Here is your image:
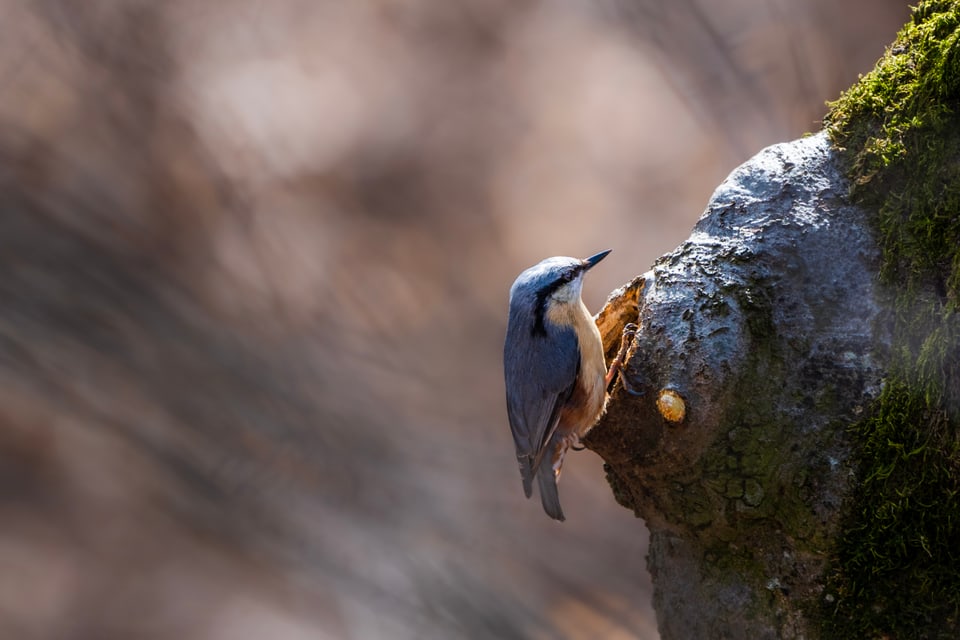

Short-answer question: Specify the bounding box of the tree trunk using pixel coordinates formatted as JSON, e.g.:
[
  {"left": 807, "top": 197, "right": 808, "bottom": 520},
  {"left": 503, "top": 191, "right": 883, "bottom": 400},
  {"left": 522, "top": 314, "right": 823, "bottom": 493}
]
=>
[
  {"left": 587, "top": 131, "right": 887, "bottom": 639},
  {"left": 587, "top": 5, "right": 960, "bottom": 636}
]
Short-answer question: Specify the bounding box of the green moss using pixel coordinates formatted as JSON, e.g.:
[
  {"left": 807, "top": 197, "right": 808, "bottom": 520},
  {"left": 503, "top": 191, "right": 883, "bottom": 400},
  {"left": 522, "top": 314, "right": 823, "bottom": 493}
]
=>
[
  {"left": 826, "top": 0, "right": 960, "bottom": 300},
  {"left": 824, "top": 383, "right": 960, "bottom": 638},
  {"left": 823, "top": 2, "right": 960, "bottom": 637}
]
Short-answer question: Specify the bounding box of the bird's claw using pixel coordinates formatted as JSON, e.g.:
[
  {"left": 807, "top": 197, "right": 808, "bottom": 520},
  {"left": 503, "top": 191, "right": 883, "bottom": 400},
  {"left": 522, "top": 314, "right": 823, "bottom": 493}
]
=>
[
  {"left": 605, "top": 322, "right": 639, "bottom": 389},
  {"left": 620, "top": 374, "right": 646, "bottom": 396}
]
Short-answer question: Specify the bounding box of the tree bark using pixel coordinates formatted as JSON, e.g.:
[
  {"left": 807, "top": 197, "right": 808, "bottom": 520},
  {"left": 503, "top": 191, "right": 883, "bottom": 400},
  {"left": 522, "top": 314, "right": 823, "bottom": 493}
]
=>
[{"left": 586, "top": 132, "right": 888, "bottom": 639}]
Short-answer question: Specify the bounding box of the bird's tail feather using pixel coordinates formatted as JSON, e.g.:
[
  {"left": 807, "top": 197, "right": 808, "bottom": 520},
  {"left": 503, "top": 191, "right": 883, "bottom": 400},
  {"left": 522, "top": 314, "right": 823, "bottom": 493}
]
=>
[
  {"left": 537, "top": 468, "right": 565, "bottom": 521},
  {"left": 520, "top": 457, "right": 534, "bottom": 498}
]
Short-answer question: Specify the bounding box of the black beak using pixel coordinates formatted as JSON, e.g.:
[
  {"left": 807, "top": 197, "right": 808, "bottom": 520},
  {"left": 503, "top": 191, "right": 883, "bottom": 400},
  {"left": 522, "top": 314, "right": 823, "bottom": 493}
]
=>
[{"left": 582, "top": 249, "right": 612, "bottom": 270}]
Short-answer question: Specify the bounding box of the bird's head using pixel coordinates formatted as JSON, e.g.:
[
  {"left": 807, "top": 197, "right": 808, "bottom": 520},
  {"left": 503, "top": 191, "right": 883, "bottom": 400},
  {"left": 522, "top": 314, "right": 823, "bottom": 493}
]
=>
[{"left": 509, "top": 249, "right": 611, "bottom": 315}]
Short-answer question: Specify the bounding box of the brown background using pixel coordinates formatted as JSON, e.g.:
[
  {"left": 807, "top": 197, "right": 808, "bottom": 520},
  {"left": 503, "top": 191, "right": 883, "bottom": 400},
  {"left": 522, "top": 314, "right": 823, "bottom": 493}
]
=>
[{"left": 0, "top": 1, "right": 907, "bottom": 638}]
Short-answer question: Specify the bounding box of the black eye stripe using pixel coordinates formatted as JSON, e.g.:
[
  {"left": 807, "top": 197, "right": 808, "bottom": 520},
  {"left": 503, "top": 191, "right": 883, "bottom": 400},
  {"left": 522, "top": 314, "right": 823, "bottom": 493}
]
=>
[
  {"left": 530, "top": 267, "right": 582, "bottom": 336},
  {"left": 532, "top": 281, "right": 561, "bottom": 336}
]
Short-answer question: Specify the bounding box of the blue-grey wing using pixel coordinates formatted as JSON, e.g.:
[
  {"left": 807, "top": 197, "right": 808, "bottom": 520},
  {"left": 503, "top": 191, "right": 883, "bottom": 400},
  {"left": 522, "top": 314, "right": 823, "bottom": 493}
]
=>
[{"left": 503, "top": 307, "right": 579, "bottom": 494}]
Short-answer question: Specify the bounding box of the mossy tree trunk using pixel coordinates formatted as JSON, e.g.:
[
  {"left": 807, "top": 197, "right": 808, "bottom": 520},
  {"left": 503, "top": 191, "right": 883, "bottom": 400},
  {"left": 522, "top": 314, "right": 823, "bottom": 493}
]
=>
[
  {"left": 588, "top": 132, "right": 885, "bottom": 639},
  {"left": 586, "top": 4, "right": 960, "bottom": 638}
]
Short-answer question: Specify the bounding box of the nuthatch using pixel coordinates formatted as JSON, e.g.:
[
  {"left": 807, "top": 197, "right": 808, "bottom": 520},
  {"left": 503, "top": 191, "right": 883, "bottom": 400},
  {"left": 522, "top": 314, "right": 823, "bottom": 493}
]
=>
[{"left": 504, "top": 249, "right": 632, "bottom": 521}]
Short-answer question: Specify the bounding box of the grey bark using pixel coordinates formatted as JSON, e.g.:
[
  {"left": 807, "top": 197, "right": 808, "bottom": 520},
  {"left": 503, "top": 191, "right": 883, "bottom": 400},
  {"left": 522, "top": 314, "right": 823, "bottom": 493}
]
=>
[{"left": 586, "top": 132, "right": 889, "bottom": 639}]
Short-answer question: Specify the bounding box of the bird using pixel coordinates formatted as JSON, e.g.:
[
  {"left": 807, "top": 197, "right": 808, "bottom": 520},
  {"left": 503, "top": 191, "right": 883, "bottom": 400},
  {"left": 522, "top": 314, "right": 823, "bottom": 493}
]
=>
[{"left": 503, "top": 249, "right": 631, "bottom": 521}]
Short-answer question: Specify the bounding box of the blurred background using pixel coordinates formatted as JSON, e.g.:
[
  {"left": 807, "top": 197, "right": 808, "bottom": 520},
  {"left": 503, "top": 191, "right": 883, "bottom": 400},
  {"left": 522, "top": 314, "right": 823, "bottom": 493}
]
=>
[{"left": 0, "top": 1, "right": 907, "bottom": 638}]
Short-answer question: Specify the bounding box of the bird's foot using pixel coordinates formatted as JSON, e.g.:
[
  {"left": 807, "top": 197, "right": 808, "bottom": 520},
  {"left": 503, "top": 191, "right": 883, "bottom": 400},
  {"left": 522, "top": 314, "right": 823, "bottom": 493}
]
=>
[
  {"left": 605, "top": 322, "right": 638, "bottom": 390},
  {"left": 570, "top": 434, "right": 586, "bottom": 451}
]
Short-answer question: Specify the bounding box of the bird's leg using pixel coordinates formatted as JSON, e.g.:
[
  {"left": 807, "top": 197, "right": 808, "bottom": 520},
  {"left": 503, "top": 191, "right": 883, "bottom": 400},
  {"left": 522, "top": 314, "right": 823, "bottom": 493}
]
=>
[
  {"left": 551, "top": 436, "right": 573, "bottom": 478},
  {"left": 605, "top": 322, "right": 638, "bottom": 390}
]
